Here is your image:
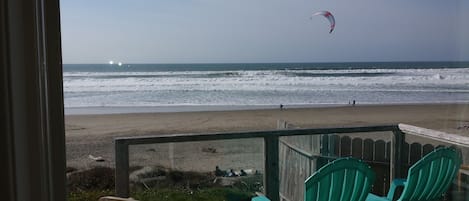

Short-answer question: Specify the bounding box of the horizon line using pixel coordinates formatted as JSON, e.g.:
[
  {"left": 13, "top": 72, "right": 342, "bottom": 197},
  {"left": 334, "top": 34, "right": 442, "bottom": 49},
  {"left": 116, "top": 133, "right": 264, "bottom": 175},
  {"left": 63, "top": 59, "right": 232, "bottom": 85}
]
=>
[{"left": 62, "top": 60, "right": 469, "bottom": 65}]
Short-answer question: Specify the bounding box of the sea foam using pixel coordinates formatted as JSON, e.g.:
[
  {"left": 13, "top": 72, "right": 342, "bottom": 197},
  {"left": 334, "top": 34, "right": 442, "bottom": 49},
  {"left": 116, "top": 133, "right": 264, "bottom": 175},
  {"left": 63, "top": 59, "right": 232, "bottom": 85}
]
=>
[{"left": 62, "top": 64, "right": 469, "bottom": 107}]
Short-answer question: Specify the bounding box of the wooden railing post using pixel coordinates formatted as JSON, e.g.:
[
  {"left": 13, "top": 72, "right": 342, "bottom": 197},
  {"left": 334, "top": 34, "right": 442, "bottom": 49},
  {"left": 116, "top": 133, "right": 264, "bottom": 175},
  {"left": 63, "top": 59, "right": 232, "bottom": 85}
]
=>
[
  {"left": 265, "top": 136, "right": 280, "bottom": 201},
  {"left": 391, "top": 129, "right": 405, "bottom": 181},
  {"left": 115, "top": 140, "right": 129, "bottom": 198}
]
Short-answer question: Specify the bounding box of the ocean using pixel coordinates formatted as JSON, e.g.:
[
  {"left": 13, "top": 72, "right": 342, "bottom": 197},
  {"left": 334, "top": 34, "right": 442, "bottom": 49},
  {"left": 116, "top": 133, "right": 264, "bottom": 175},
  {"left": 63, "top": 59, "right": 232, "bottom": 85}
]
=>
[{"left": 63, "top": 62, "right": 469, "bottom": 114}]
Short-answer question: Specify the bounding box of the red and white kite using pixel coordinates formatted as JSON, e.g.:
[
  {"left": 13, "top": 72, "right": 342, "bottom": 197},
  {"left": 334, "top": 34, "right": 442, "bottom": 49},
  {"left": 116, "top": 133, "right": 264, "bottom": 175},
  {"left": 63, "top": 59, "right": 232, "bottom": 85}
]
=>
[{"left": 313, "top": 11, "right": 335, "bottom": 33}]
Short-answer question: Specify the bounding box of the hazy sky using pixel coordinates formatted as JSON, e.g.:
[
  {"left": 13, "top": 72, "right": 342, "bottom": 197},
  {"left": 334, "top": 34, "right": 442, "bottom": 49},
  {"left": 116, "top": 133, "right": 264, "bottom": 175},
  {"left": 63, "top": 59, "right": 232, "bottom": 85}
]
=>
[{"left": 60, "top": 0, "right": 469, "bottom": 64}]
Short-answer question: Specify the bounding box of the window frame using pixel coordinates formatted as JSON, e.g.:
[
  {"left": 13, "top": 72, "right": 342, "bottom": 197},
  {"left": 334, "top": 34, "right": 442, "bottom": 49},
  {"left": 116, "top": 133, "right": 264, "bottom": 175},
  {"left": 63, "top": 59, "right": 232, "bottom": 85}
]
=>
[{"left": 1, "top": 0, "right": 66, "bottom": 200}]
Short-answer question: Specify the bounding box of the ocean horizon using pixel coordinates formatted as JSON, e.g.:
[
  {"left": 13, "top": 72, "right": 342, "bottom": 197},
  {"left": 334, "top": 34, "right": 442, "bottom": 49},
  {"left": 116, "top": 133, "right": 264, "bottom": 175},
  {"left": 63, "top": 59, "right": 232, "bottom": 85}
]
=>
[{"left": 63, "top": 61, "right": 469, "bottom": 114}]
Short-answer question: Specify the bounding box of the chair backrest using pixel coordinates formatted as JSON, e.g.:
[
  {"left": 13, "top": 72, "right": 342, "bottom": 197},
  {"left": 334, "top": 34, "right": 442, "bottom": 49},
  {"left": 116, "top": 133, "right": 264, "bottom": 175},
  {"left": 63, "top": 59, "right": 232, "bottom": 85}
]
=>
[
  {"left": 305, "top": 157, "right": 375, "bottom": 201},
  {"left": 398, "top": 147, "right": 462, "bottom": 201}
]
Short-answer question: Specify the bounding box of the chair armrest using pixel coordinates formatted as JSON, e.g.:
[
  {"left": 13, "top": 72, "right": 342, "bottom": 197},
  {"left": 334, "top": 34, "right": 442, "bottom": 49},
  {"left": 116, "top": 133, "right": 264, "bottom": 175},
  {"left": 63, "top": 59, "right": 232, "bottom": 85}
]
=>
[
  {"left": 386, "top": 179, "right": 407, "bottom": 200},
  {"left": 251, "top": 195, "right": 270, "bottom": 201},
  {"left": 366, "top": 193, "right": 387, "bottom": 201}
]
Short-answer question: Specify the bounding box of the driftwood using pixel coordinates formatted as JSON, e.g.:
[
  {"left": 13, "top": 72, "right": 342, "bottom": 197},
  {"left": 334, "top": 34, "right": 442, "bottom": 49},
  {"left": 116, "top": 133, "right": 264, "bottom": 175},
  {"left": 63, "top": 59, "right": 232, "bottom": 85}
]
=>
[{"left": 99, "top": 196, "right": 138, "bottom": 201}]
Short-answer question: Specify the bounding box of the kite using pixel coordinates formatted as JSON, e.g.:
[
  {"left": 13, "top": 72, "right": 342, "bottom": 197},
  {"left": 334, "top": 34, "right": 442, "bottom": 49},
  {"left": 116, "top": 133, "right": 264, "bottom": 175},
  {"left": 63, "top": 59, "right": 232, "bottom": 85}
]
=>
[{"left": 313, "top": 11, "right": 335, "bottom": 33}]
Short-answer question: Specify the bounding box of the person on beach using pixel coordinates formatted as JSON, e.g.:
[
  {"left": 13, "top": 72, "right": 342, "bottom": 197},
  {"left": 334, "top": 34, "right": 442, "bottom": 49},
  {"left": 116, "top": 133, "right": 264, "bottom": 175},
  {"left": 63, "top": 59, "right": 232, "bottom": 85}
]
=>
[{"left": 280, "top": 104, "right": 284, "bottom": 110}]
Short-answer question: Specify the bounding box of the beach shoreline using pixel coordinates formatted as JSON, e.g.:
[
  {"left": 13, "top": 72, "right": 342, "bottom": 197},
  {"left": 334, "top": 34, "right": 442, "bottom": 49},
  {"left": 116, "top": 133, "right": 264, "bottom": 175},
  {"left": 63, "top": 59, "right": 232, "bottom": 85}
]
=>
[
  {"left": 65, "top": 103, "right": 469, "bottom": 171},
  {"left": 65, "top": 101, "right": 469, "bottom": 115}
]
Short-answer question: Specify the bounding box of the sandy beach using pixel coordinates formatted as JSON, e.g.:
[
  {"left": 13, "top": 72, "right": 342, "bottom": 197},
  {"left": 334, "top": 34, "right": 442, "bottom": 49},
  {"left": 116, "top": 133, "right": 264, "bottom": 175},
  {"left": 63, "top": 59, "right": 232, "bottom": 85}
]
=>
[{"left": 66, "top": 103, "right": 469, "bottom": 172}]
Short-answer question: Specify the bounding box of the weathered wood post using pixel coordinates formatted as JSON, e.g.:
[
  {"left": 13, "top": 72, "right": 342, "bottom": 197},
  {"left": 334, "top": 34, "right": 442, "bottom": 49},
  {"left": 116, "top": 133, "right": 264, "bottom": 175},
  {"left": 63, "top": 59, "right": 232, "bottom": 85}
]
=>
[
  {"left": 265, "top": 135, "right": 280, "bottom": 201},
  {"left": 391, "top": 129, "right": 405, "bottom": 181},
  {"left": 115, "top": 139, "right": 129, "bottom": 198}
]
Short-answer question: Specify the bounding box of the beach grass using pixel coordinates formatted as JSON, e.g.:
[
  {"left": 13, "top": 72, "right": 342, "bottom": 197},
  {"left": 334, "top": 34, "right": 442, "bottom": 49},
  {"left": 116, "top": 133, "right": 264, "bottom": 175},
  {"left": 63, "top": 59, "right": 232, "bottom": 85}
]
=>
[
  {"left": 135, "top": 188, "right": 252, "bottom": 201},
  {"left": 67, "top": 166, "right": 258, "bottom": 201},
  {"left": 68, "top": 188, "right": 252, "bottom": 201},
  {"left": 68, "top": 189, "right": 113, "bottom": 201}
]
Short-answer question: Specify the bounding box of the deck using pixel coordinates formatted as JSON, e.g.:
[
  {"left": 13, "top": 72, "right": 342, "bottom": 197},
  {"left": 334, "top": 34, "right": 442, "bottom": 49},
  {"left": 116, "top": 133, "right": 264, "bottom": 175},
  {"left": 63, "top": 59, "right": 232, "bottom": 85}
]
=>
[{"left": 114, "top": 123, "right": 469, "bottom": 201}]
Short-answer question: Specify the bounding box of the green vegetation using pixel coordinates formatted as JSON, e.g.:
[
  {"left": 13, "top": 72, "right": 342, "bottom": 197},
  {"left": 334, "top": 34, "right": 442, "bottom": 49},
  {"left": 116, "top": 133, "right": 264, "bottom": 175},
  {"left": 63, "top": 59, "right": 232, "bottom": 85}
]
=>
[
  {"left": 68, "top": 188, "right": 251, "bottom": 201},
  {"left": 67, "top": 166, "right": 260, "bottom": 201},
  {"left": 135, "top": 188, "right": 251, "bottom": 201},
  {"left": 68, "top": 189, "right": 113, "bottom": 201}
]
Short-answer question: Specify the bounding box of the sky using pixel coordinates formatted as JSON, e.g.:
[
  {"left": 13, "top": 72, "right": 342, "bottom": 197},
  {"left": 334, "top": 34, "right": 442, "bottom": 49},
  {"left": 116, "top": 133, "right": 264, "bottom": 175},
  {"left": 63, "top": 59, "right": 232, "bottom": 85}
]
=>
[{"left": 60, "top": 0, "right": 469, "bottom": 64}]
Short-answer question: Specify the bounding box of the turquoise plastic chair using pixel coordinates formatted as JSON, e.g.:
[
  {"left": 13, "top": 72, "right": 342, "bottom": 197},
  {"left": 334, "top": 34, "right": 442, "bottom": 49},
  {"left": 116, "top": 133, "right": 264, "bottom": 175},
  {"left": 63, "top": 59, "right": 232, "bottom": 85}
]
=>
[
  {"left": 305, "top": 157, "right": 375, "bottom": 201},
  {"left": 251, "top": 157, "right": 375, "bottom": 201},
  {"left": 251, "top": 195, "right": 270, "bottom": 201},
  {"left": 366, "top": 147, "right": 462, "bottom": 201}
]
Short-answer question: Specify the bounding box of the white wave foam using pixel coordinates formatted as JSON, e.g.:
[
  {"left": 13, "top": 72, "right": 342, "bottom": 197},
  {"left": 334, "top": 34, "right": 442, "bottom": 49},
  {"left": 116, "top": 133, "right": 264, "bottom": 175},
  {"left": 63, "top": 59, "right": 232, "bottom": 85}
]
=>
[
  {"left": 62, "top": 67, "right": 469, "bottom": 107},
  {"left": 63, "top": 68, "right": 469, "bottom": 93}
]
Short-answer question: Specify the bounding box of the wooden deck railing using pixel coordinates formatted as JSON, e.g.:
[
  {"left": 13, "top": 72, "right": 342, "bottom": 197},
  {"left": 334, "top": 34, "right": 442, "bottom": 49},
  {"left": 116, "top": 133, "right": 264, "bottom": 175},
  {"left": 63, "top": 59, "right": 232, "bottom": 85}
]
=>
[
  {"left": 114, "top": 125, "right": 402, "bottom": 200},
  {"left": 398, "top": 124, "right": 469, "bottom": 148}
]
